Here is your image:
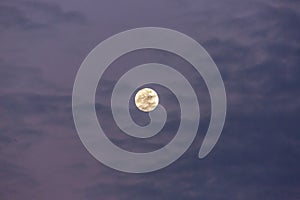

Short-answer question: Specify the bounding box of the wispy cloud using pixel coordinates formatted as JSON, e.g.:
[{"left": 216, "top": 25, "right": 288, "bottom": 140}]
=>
[{"left": 0, "top": 0, "right": 86, "bottom": 31}]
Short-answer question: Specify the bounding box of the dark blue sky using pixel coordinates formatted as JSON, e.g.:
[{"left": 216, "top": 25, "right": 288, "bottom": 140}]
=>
[{"left": 0, "top": 0, "right": 299, "bottom": 199}]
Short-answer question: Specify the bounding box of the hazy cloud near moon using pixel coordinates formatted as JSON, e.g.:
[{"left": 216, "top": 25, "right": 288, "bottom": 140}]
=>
[{"left": 0, "top": 0, "right": 299, "bottom": 199}]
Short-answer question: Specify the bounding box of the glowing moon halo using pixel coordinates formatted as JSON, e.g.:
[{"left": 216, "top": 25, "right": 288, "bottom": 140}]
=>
[{"left": 134, "top": 88, "right": 159, "bottom": 112}]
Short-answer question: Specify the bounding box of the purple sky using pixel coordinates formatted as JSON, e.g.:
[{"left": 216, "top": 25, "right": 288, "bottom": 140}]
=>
[{"left": 0, "top": 0, "right": 300, "bottom": 199}]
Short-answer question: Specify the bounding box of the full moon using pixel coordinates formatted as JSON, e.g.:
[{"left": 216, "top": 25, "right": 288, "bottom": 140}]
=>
[{"left": 135, "top": 88, "right": 159, "bottom": 112}]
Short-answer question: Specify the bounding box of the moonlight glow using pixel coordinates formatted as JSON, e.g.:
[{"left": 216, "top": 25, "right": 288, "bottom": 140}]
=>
[{"left": 134, "top": 88, "right": 159, "bottom": 112}]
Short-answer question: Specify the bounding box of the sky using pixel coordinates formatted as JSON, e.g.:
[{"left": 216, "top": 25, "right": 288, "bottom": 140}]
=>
[{"left": 0, "top": 0, "right": 300, "bottom": 199}]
